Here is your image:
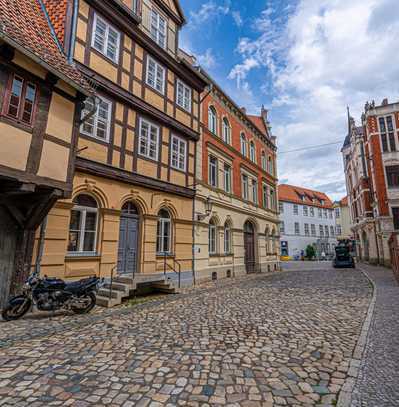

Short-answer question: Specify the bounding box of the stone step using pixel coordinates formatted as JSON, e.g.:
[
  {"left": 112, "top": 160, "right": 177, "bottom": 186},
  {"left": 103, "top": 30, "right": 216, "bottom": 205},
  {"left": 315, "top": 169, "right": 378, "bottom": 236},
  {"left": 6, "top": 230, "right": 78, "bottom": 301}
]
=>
[
  {"left": 96, "top": 295, "right": 120, "bottom": 308},
  {"left": 98, "top": 288, "right": 121, "bottom": 299},
  {"left": 103, "top": 282, "right": 130, "bottom": 293},
  {"left": 113, "top": 276, "right": 135, "bottom": 285},
  {"left": 151, "top": 283, "right": 176, "bottom": 294}
]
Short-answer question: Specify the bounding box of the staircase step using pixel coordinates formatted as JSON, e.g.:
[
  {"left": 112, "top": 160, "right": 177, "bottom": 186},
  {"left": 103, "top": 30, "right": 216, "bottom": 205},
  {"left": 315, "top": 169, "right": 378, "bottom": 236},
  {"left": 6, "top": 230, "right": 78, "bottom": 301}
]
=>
[
  {"left": 96, "top": 295, "right": 119, "bottom": 308},
  {"left": 113, "top": 276, "right": 135, "bottom": 285},
  {"left": 103, "top": 282, "right": 130, "bottom": 293},
  {"left": 98, "top": 288, "right": 123, "bottom": 300}
]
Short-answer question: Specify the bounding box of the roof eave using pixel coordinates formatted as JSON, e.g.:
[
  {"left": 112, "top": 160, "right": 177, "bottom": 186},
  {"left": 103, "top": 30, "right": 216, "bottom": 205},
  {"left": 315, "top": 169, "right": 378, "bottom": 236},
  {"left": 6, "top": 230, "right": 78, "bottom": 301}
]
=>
[{"left": 0, "top": 31, "right": 92, "bottom": 97}]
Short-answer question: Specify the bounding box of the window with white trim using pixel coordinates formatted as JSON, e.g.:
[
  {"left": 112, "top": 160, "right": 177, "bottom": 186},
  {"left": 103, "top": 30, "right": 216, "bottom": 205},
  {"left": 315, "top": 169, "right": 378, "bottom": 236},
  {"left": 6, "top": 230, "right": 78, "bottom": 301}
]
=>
[
  {"left": 170, "top": 135, "right": 186, "bottom": 171},
  {"left": 150, "top": 9, "right": 167, "bottom": 49},
  {"left": 325, "top": 225, "right": 329, "bottom": 237},
  {"left": 81, "top": 96, "right": 112, "bottom": 141},
  {"left": 139, "top": 118, "right": 159, "bottom": 160},
  {"left": 330, "top": 226, "right": 335, "bottom": 237},
  {"left": 224, "top": 223, "right": 232, "bottom": 254},
  {"left": 303, "top": 206, "right": 308, "bottom": 216},
  {"left": 250, "top": 141, "right": 256, "bottom": 162},
  {"left": 209, "top": 156, "right": 218, "bottom": 187},
  {"left": 240, "top": 133, "right": 247, "bottom": 156},
  {"left": 209, "top": 220, "right": 217, "bottom": 255},
  {"left": 156, "top": 209, "right": 171, "bottom": 254},
  {"left": 280, "top": 221, "right": 285, "bottom": 234},
  {"left": 68, "top": 195, "right": 98, "bottom": 253},
  {"left": 379, "top": 116, "right": 396, "bottom": 153},
  {"left": 304, "top": 223, "right": 310, "bottom": 236},
  {"left": 279, "top": 202, "right": 284, "bottom": 213},
  {"left": 319, "top": 225, "right": 324, "bottom": 237},
  {"left": 146, "top": 56, "right": 165, "bottom": 93},
  {"left": 222, "top": 118, "right": 231, "bottom": 144},
  {"left": 294, "top": 222, "right": 300, "bottom": 235},
  {"left": 92, "top": 14, "right": 120, "bottom": 62},
  {"left": 293, "top": 204, "right": 299, "bottom": 215},
  {"left": 311, "top": 224, "right": 316, "bottom": 236},
  {"left": 242, "top": 174, "right": 249, "bottom": 200},
  {"left": 208, "top": 106, "right": 217, "bottom": 134},
  {"left": 261, "top": 151, "right": 267, "bottom": 170},
  {"left": 310, "top": 207, "right": 315, "bottom": 217},
  {"left": 336, "top": 225, "right": 342, "bottom": 236},
  {"left": 252, "top": 179, "right": 258, "bottom": 204},
  {"left": 263, "top": 184, "right": 268, "bottom": 208},
  {"left": 176, "top": 80, "right": 192, "bottom": 112},
  {"left": 223, "top": 164, "right": 232, "bottom": 193}
]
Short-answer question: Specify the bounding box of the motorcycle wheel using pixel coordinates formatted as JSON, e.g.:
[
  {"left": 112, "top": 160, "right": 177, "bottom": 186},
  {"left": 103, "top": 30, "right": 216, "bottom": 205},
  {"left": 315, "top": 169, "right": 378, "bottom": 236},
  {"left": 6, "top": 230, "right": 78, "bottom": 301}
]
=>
[
  {"left": 71, "top": 292, "right": 96, "bottom": 314},
  {"left": 1, "top": 297, "right": 32, "bottom": 321}
]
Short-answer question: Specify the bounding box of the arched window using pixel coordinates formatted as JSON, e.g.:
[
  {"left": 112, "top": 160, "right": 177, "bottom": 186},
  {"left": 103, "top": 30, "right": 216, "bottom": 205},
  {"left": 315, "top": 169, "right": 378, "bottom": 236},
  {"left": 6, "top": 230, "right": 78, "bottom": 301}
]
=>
[
  {"left": 268, "top": 156, "right": 274, "bottom": 174},
  {"left": 261, "top": 151, "right": 267, "bottom": 170},
  {"left": 224, "top": 222, "right": 232, "bottom": 254},
  {"left": 68, "top": 194, "right": 98, "bottom": 253},
  {"left": 250, "top": 141, "right": 256, "bottom": 162},
  {"left": 240, "top": 133, "right": 247, "bottom": 156},
  {"left": 209, "top": 219, "right": 217, "bottom": 255},
  {"left": 222, "top": 117, "right": 231, "bottom": 144},
  {"left": 208, "top": 106, "right": 217, "bottom": 134},
  {"left": 156, "top": 209, "right": 172, "bottom": 254},
  {"left": 122, "top": 201, "right": 139, "bottom": 215}
]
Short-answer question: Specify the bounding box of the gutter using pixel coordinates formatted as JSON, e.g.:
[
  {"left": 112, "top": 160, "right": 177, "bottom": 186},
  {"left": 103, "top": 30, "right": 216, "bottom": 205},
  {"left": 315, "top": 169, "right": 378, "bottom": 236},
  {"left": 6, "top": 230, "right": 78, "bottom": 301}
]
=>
[
  {"left": 0, "top": 30, "right": 92, "bottom": 97},
  {"left": 69, "top": 0, "right": 79, "bottom": 64}
]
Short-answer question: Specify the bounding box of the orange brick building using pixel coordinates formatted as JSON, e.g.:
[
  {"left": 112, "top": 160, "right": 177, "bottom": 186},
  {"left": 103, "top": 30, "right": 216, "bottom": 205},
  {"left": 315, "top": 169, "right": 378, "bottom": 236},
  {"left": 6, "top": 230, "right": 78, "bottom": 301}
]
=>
[{"left": 194, "top": 75, "right": 280, "bottom": 281}]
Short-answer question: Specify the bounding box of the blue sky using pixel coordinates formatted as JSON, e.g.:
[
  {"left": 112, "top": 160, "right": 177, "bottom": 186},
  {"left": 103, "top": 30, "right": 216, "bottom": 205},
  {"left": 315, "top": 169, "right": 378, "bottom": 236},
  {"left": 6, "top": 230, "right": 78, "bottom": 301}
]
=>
[{"left": 178, "top": 0, "right": 399, "bottom": 201}]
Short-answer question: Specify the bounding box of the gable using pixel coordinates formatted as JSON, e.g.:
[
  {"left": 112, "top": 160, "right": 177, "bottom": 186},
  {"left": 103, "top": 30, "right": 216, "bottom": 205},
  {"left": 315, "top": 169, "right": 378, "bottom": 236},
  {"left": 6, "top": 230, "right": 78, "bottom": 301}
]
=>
[{"left": 157, "top": 0, "right": 185, "bottom": 25}]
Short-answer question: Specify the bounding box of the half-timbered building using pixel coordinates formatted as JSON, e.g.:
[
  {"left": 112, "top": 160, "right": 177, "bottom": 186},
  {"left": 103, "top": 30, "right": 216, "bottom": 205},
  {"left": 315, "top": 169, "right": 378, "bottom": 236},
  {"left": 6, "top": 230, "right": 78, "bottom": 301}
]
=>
[
  {"left": 38, "top": 0, "right": 208, "bottom": 303},
  {"left": 0, "top": 0, "right": 92, "bottom": 307}
]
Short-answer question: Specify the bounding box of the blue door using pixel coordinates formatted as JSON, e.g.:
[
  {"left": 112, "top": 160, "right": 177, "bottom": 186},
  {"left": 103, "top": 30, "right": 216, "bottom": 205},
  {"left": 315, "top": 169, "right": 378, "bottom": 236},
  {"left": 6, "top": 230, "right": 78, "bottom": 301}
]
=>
[{"left": 117, "top": 203, "right": 139, "bottom": 276}]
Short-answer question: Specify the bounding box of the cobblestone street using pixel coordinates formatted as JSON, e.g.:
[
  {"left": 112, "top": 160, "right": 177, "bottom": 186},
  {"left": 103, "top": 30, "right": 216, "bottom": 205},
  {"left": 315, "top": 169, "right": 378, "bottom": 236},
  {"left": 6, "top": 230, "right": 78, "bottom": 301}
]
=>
[
  {"left": 0, "top": 267, "right": 371, "bottom": 407},
  {"left": 352, "top": 265, "right": 399, "bottom": 407}
]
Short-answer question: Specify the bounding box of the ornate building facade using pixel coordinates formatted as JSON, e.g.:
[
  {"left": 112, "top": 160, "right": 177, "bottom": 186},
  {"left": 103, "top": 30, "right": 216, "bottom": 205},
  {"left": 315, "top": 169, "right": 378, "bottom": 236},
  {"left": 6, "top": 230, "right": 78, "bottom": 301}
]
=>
[
  {"left": 343, "top": 100, "right": 399, "bottom": 266},
  {"left": 194, "top": 75, "right": 280, "bottom": 282}
]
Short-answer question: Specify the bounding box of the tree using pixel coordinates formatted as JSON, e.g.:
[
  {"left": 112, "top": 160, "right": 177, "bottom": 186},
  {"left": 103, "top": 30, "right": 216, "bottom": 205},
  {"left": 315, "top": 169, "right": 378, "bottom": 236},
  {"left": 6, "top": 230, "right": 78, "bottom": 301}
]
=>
[{"left": 305, "top": 244, "right": 316, "bottom": 260}]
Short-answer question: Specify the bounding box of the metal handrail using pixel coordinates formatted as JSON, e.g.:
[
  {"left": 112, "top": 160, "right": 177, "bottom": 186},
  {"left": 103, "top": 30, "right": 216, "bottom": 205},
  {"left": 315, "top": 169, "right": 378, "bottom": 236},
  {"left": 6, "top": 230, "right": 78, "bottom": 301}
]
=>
[
  {"left": 163, "top": 253, "right": 182, "bottom": 288},
  {"left": 109, "top": 265, "right": 117, "bottom": 300}
]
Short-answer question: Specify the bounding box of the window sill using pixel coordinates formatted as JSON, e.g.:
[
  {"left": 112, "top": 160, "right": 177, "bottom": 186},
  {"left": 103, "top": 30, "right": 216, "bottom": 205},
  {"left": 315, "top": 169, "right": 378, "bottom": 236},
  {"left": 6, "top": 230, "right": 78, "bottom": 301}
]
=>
[
  {"left": 0, "top": 115, "right": 34, "bottom": 133},
  {"left": 156, "top": 253, "right": 175, "bottom": 259},
  {"left": 66, "top": 253, "right": 101, "bottom": 261}
]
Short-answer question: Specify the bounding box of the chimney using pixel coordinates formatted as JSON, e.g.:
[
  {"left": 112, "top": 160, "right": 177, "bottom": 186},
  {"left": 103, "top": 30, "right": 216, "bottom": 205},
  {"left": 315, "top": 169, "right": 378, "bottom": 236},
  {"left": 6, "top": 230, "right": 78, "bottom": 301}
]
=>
[
  {"left": 240, "top": 107, "right": 246, "bottom": 115},
  {"left": 261, "top": 104, "right": 268, "bottom": 121},
  {"left": 381, "top": 98, "right": 389, "bottom": 106}
]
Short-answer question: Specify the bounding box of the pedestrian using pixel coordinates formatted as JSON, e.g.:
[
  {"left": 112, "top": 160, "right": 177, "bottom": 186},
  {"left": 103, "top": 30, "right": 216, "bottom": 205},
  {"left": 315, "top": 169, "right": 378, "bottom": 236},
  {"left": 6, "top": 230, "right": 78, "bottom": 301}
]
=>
[{"left": 321, "top": 251, "right": 326, "bottom": 261}]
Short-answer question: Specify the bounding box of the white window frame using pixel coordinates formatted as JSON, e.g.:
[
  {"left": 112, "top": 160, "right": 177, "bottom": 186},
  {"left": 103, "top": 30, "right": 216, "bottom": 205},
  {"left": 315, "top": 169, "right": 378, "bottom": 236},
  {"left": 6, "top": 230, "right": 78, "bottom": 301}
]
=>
[
  {"left": 146, "top": 56, "right": 166, "bottom": 94},
  {"left": 242, "top": 174, "right": 249, "bottom": 200},
  {"left": 311, "top": 224, "right": 316, "bottom": 236},
  {"left": 224, "top": 224, "right": 231, "bottom": 254},
  {"left": 68, "top": 203, "right": 98, "bottom": 254},
  {"left": 92, "top": 14, "right": 120, "bottom": 63},
  {"left": 138, "top": 117, "right": 159, "bottom": 161},
  {"left": 157, "top": 213, "right": 171, "bottom": 254},
  {"left": 208, "top": 106, "right": 217, "bottom": 134},
  {"left": 222, "top": 118, "right": 231, "bottom": 144},
  {"left": 176, "top": 79, "right": 192, "bottom": 112},
  {"left": 250, "top": 141, "right": 256, "bottom": 162},
  {"left": 81, "top": 96, "right": 112, "bottom": 142},
  {"left": 294, "top": 222, "right": 300, "bottom": 235},
  {"left": 304, "top": 223, "right": 310, "bottom": 236},
  {"left": 280, "top": 221, "right": 285, "bottom": 234},
  {"left": 293, "top": 204, "right": 299, "bottom": 215},
  {"left": 150, "top": 8, "right": 167, "bottom": 49},
  {"left": 261, "top": 151, "right": 267, "bottom": 170},
  {"left": 209, "top": 222, "right": 217, "bottom": 255},
  {"left": 209, "top": 156, "right": 218, "bottom": 187},
  {"left": 170, "top": 135, "right": 187, "bottom": 171},
  {"left": 263, "top": 184, "right": 268, "bottom": 208},
  {"left": 223, "top": 164, "right": 232, "bottom": 193},
  {"left": 252, "top": 179, "right": 258, "bottom": 204},
  {"left": 303, "top": 206, "right": 308, "bottom": 216},
  {"left": 240, "top": 133, "right": 247, "bottom": 156}
]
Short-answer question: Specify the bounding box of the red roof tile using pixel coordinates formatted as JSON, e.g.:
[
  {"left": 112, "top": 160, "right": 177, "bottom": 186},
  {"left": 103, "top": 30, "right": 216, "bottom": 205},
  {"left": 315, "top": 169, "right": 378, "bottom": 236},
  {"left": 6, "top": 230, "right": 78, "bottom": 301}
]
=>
[
  {"left": 278, "top": 184, "right": 334, "bottom": 209},
  {"left": 42, "top": 0, "right": 68, "bottom": 46},
  {"left": 340, "top": 196, "right": 348, "bottom": 206},
  {"left": 0, "top": 0, "right": 91, "bottom": 94}
]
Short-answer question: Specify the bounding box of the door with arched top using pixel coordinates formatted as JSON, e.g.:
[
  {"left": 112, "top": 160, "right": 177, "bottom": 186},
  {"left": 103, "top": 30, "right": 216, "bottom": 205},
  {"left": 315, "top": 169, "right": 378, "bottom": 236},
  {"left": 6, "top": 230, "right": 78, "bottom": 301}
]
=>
[
  {"left": 117, "top": 202, "right": 139, "bottom": 276},
  {"left": 244, "top": 221, "right": 256, "bottom": 273}
]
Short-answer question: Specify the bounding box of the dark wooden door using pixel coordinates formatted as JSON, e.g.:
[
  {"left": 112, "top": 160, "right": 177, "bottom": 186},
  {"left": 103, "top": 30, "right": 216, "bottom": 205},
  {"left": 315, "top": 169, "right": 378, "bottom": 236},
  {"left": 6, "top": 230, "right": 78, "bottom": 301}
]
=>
[
  {"left": 117, "top": 214, "right": 139, "bottom": 276},
  {"left": 244, "top": 222, "right": 256, "bottom": 274},
  {"left": 0, "top": 208, "right": 18, "bottom": 308}
]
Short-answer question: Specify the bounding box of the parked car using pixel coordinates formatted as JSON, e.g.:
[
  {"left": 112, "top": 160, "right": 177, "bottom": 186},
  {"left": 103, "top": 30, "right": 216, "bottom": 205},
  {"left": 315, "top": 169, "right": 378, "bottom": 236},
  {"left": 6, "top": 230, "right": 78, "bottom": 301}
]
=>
[{"left": 333, "top": 245, "right": 355, "bottom": 268}]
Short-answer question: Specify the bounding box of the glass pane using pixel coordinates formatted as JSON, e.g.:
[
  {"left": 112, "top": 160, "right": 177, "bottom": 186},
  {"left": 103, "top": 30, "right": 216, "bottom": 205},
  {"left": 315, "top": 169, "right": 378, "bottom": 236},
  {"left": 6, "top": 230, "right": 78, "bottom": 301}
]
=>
[
  {"left": 379, "top": 117, "right": 386, "bottom": 132},
  {"left": 74, "top": 194, "right": 97, "bottom": 207},
  {"left": 83, "top": 231, "right": 96, "bottom": 251},
  {"left": 69, "top": 210, "right": 82, "bottom": 231},
  {"left": 387, "top": 116, "right": 394, "bottom": 132},
  {"left": 68, "top": 231, "right": 80, "bottom": 252},
  {"left": 8, "top": 77, "right": 23, "bottom": 117},
  {"left": 85, "top": 212, "right": 97, "bottom": 232}
]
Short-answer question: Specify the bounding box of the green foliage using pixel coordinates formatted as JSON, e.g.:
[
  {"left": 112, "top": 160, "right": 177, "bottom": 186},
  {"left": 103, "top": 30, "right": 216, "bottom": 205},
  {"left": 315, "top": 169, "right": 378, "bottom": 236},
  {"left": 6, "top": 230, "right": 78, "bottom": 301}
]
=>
[{"left": 305, "top": 244, "right": 316, "bottom": 260}]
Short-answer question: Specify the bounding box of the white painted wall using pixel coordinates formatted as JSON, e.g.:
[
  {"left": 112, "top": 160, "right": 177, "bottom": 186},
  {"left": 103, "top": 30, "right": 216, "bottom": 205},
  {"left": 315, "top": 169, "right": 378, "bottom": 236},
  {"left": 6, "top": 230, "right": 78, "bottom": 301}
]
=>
[{"left": 279, "top": 201, "right": 338, "bottom": 258}]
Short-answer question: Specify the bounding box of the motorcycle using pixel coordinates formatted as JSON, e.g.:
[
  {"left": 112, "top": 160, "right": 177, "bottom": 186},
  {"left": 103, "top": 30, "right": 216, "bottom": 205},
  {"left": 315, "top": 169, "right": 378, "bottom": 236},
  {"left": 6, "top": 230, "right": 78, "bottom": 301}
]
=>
[{"left": 1, "top": 272, "right": 103, "bottom": 321}]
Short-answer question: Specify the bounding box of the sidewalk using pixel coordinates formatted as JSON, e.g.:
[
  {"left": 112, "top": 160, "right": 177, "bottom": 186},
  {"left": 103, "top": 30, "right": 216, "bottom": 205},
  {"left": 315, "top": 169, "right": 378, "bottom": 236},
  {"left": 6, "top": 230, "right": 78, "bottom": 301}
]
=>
[{"left": 352, "top": 264, "right": 399, "bottom": 407}]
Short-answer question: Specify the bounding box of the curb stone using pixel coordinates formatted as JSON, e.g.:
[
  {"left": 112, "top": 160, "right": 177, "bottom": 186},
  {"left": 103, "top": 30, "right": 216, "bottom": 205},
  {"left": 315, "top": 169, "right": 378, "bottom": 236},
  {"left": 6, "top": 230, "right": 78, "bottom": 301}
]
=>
[{"left": 337, "top": 265, "right": 377, "bottom": 407}]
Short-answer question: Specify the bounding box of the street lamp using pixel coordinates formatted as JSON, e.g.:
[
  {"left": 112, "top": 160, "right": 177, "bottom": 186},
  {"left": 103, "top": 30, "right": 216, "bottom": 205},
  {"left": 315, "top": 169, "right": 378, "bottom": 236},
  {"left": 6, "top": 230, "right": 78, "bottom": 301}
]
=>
[{"left": 197, "top": 197, "right": 213, "bottom": 221}]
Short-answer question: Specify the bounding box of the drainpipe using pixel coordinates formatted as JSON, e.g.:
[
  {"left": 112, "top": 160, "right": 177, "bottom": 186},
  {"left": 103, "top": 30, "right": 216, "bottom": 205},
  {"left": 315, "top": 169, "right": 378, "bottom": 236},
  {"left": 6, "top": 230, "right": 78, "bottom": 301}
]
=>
[
  {"left": 34, "top": 216, "right": 48, "bottom": 275},
  {"left": 374, "top": 222, "right": 380, "bottom": 265},
  {"left": 69, "top": 0, "right": 79, "bottom": 63}
]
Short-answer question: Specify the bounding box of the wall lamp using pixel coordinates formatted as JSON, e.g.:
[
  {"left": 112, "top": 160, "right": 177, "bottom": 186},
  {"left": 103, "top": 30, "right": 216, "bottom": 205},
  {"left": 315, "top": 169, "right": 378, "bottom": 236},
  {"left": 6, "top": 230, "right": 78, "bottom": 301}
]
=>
[{"left": 197, "top": 197, "right": 213, "bottom": 221}]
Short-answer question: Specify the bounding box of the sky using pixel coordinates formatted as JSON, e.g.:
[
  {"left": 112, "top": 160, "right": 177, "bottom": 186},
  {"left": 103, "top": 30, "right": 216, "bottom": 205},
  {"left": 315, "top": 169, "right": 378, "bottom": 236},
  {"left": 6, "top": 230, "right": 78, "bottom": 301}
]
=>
[{"left": 179, "top": 0, "right": 399, "bottom": 201}]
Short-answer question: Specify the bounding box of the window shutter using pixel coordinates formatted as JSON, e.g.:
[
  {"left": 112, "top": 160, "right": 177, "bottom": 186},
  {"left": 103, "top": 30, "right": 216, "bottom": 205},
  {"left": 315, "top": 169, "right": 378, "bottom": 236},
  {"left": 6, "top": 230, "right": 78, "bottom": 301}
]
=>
[
  {"left": 141, "top": 1, "right": 151, "bottom": 33},
  {"left": 168, "top": 26, "right": 175, "bottom": 55}
]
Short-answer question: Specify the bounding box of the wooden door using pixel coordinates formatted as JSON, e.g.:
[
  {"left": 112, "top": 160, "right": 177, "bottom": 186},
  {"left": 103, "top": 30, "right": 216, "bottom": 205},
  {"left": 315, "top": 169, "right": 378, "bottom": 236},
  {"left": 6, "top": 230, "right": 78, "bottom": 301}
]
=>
[{"left": 244, "top": 222, "right": 256, "bottom": 274}]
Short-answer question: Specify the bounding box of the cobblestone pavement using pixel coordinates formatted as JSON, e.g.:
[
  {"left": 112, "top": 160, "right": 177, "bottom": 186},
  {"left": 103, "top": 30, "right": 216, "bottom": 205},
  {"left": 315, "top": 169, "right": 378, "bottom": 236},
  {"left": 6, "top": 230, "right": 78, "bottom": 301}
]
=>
[
  {"left": 352, "top": 265, "right": 399, "bottom": 407},
  {"left": 0, "top": 268, "right": 371, "bottom": 407}
]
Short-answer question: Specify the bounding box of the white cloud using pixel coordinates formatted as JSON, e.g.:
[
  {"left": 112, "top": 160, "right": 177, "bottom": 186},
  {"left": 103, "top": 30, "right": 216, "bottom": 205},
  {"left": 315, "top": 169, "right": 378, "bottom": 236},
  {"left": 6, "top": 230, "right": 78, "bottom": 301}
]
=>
[
  {"left": 190, "top": 1, "right": 230, "bottom": 27},
  {"left": 229, "top": 0, "right": 399, "bottom": 200},
  {"left": 196, "top": 48, "right": 218, "bottom": 69},
  {"left": 232, "top": 11, "right": 243, "bottom": 27}
]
